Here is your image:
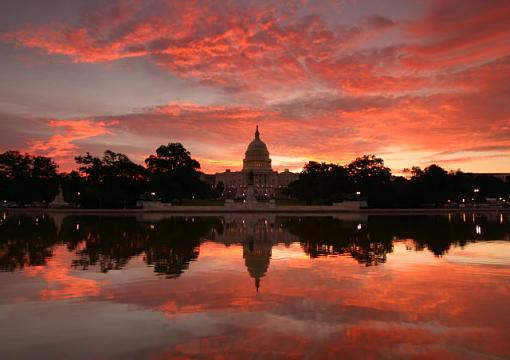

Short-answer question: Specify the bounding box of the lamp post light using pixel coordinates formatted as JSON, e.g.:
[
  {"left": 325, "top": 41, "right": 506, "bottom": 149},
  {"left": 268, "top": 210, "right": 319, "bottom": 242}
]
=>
[
  {"left": 356, "top": 191, "right": 361, "bottom": 196},
  {"left": 473, "top": 188, "right": 480, "bottom": 206}
]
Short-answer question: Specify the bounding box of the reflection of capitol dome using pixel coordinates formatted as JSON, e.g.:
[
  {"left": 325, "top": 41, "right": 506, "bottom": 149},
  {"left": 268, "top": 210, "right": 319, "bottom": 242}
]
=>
[
  {"left": 243, "top": 240, "right": 272, "bottom": 292},
  {"left": 243, "top": 126, "right": 272, "bottom": 173}
]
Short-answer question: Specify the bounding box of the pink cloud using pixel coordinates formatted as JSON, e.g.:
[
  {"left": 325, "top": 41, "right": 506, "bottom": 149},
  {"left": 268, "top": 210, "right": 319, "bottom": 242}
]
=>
[
  {"left": 27, "top": 119, "right": 119, "bottom": 170},
  {"left": 1, "top": 0, "right": 509, "bottom": 173},
  {"left": 2, "top": 0, "right": 507, "bottom": 94}
]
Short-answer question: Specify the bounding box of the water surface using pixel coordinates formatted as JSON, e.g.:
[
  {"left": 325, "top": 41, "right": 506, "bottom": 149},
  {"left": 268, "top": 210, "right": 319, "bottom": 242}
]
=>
[{"left": 0, "top": 212, "right": 509, "bottom": 359}]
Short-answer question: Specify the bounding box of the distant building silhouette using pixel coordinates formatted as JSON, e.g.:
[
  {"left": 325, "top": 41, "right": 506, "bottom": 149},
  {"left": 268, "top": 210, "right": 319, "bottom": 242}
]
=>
[{"left": 473, "top": 173, "right": 510, "bottom": 181}]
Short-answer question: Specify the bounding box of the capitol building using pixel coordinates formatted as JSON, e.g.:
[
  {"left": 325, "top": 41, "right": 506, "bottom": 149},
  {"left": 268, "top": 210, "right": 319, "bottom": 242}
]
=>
[{"left": 202, "top": 126, "right": 298, "bottom": 199}]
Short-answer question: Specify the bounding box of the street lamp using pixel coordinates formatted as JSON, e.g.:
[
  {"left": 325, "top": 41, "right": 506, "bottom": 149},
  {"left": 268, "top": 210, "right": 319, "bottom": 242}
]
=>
[
  {"left": 356, "top": 191, "right": 361, "bottom": 196},
  {"left": 474, "top": 188, "right": 480, "bottom": 193}
]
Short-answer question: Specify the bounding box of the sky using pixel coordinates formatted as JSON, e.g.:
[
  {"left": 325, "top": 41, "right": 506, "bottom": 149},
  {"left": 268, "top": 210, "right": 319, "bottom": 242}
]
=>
[{"left": 0, "top": 0, "right": 509, "bottom": 174}]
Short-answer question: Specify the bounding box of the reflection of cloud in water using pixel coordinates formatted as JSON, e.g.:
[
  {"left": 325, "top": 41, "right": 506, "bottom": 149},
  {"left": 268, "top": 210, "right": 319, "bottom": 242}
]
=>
[
  {"left": 443, "top": 241, "right": 510, "bottom": 266},
  {"left": 0, "top": 212, "right": 510, "bottom": 359}
]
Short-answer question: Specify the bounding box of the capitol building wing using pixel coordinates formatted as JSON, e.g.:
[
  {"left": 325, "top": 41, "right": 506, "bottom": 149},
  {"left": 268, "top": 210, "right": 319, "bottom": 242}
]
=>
[{"left": 202, "top": 126, "right": 298, "bottom": 199}]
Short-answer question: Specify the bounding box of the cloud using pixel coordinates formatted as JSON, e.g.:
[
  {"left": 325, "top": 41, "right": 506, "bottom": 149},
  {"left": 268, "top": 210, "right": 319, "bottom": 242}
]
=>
[
  {"left": 27, "top": 119, "right": 119, "bottom": 169},
  {"left": 1, "top": 0, "right": 509, "bottom": 173},
  {"left": 401, "top": 0, "right": 510, "bottom": 70},
  {"left": 0, "top": 0, "right": 374, "bottom": 95},
  {"left": 2, "top": 0, "right": 508, "bottom": 93},
  {"left": 359, "top": 15, "right": 396, "bottom": 30}
]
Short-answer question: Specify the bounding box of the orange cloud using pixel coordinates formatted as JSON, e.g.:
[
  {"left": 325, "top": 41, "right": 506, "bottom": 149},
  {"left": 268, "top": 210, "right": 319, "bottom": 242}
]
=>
[
  {"left": 2, "top": 1, "right": 507, "bottom": 96},
  {"left": 1, "top": 0, "right": 509, "bottom": 172},
  {"left": 27, "top": 119, "right": 119, "bottom": 170}
]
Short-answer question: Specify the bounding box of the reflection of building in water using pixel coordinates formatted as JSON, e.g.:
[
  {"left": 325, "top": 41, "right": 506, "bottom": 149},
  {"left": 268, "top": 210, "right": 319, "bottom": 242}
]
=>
[
  {"left": 210, "top": 215, "right": 297, "bottom": 245},
  {"left": 201, "top": 126, "right": 298, "bottom": 199},
  {"left": 243, "top": 239, "right": 272, "bottom": 292},
  {"left": 209, "top": 215, "right": 298, "bottom": 292}
]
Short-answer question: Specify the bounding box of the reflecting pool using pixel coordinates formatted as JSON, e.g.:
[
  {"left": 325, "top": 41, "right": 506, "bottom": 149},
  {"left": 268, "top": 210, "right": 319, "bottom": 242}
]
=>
[{"left": 0, "top": 212, "right": 509, "bottom": 359}]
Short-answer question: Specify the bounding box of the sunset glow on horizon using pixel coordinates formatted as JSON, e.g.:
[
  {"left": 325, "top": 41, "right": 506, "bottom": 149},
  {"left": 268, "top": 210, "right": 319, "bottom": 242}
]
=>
[{"left": 1, "top": 0, "right": 509, "bottom": 174}]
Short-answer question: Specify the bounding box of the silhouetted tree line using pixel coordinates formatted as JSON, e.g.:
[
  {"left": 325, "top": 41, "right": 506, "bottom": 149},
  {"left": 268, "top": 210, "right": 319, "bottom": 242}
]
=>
[
  {"left": 286, "top": 156, "right": 510, "bottom": 207},
  {"left": 0, "top": 151, "right": 59, "bottom": 206},
  {"left": 0, "top": 143, "right": 211, "bottom": 208},
  {"left": 1, "top": 149, "right": 509, "bottom": 208}
]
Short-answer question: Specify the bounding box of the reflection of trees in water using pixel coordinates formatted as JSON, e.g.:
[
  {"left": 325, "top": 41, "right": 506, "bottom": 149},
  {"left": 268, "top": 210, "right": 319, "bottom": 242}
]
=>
[
  {"left": 0, "top": 214, "right": 220, "bottom": 277},
  {"left": 0, "top": 213, "right": 509, "bottom": 275},
  {"left": 282, "top": 217, "right": 393, "bottom": 266},
  {"left": 60, "top": 216, "right": 220, "bottom": 277},
  {"left": 0, "top": 214, "right": 58, "bottom": 271},
  {"left": 371, "top": 214, "right": 510, "bottom": 256},
  {"left": 283, "top": 214, "right": 510, "bottom": 264},
  {"left": 60, "top": 216, "right": 147, "bottom": 272},
  {"left": 143, "top": 218, "right": 219, "bottom": 277}
]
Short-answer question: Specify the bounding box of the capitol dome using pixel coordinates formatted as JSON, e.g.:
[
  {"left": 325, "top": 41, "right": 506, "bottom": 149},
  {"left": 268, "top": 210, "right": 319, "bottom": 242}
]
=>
[{"left": 243, "top": 126, "right": 272, "bottom": 173}]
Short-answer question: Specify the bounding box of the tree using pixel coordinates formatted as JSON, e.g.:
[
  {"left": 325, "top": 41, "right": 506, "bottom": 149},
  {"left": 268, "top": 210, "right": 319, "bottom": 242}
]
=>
[
  {"left": 145, "top": 143, "right": 200, "bottom": 173},
  {"left": 347, "top": 155, "right": 391, "bottom": 206},
  {"left": 145, "top": 143, "right": 210, "bottom": 203},
  {"left": 75, "top": 150, "right": 148, "bottom": 208},
  {"left": 60, "top": 171, "right": 86, "bottom": 205},
  {"left": 411, "top": 164, "right": 449, "bottom": 205},
  {"left": 286, "top": 161, "right": 349, "bottom": 204},
  {"left": 348, "top": 155, "right": 391, "bottom": 191},
  {"left": 0, "top": 151, "right": 58, "bottom": 205}
]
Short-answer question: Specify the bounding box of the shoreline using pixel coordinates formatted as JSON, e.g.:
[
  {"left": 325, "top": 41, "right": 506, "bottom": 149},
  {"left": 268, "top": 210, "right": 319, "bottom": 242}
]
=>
[{"left": 4, "top": 206, "right": 509, "bottom": 215}]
